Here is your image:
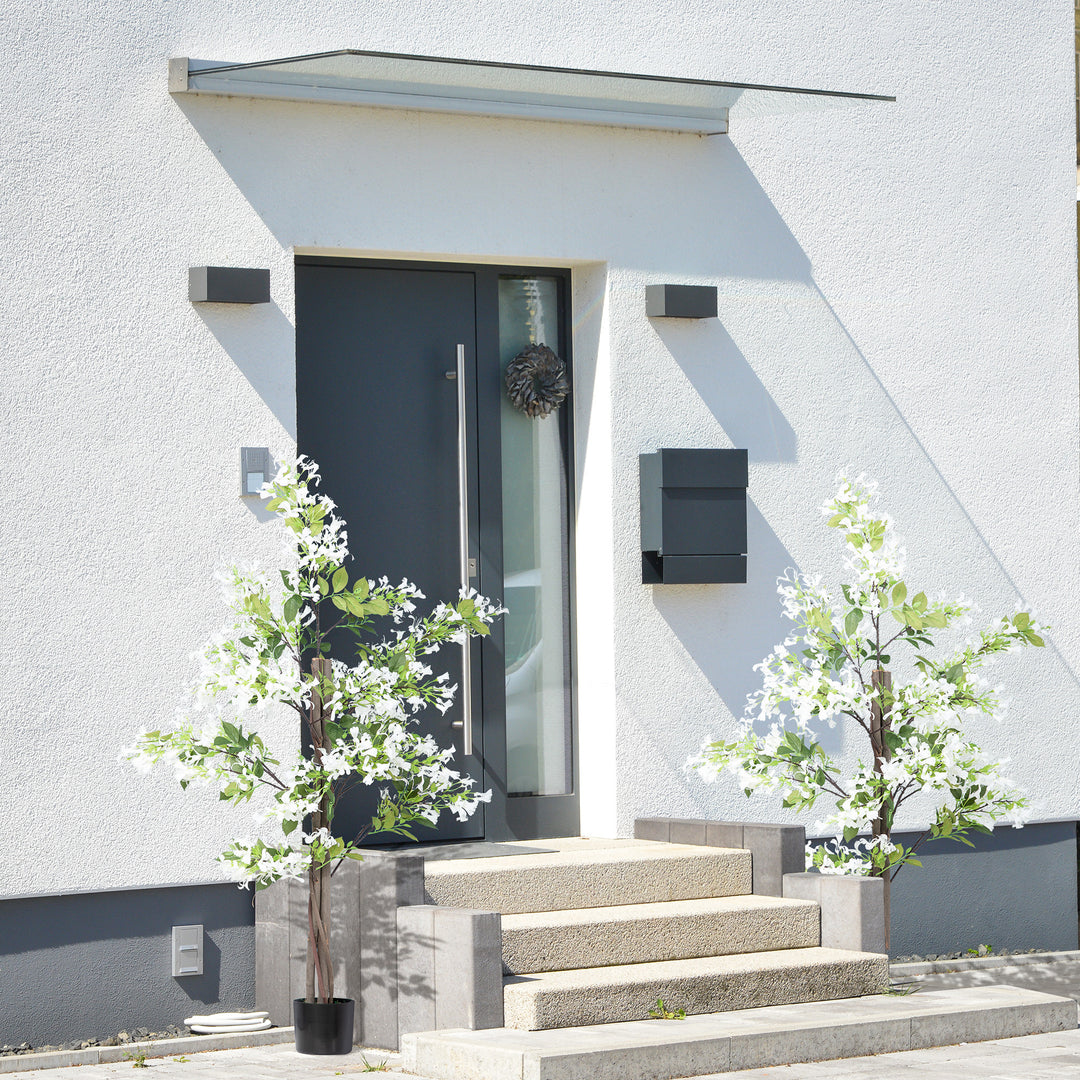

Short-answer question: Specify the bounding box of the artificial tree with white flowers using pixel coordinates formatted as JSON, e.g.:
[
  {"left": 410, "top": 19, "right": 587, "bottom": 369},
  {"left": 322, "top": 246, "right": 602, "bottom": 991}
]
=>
[
  {"left": 688, "top": 477, "right": 1044, "bottom": 938},
  {"left": 125, "top": 455, "right": 501, "bottom": 1005}
]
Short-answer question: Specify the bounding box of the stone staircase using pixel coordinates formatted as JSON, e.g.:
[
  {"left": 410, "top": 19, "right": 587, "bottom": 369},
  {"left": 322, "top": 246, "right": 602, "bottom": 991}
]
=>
[{"left": 422, "top": 837, "right": 888, "bottom": 1030}]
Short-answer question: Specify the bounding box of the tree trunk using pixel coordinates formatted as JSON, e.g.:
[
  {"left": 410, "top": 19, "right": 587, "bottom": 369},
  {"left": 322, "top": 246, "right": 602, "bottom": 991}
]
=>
[
  {"left": 306, "top": 657, "right": 335, "bottom": 1004},
  {"left": 870, "top": 667, "right": 893, "bottom": 953}
]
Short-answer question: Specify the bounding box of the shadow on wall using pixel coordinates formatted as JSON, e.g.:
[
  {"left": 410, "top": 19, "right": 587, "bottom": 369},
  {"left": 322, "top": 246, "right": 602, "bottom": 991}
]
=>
[
  {"left": 170, "top": 94, "right": 812, "bottom": 284},
  {"left": 647, "top": 500, "right": 819, "bottom": 738},
  {"left": 193, "top": 299, "right": 297, "bottom": 442},
  {"left": 650, "top": 317, "right": 797, "bottom": 463},
  {"left": 170, "top": 90, "right": 1080, "bottom": 787}
]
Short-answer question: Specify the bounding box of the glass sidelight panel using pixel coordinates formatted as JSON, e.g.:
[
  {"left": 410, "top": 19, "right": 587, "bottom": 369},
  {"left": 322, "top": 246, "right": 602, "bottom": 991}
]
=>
[{"left": 498, "top": 277, "right": 573, "bottom": 797}]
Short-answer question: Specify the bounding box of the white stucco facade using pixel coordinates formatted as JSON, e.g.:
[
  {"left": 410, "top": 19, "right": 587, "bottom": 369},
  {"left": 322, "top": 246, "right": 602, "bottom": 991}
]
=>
[{"left": 2, "top": 1, "right": 1076, "bottom": 897}]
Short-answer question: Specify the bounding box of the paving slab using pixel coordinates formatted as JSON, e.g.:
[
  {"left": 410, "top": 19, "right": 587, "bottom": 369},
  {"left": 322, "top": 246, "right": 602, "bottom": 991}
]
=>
[
  {"left": 0, "top": 1043, "right": 401, "bottom": 1079},
  {"left": 403, "top": 984, "right": 1076, "bottom": 1079},
  {"left": 8, "top": 1023, "right": 1080, "bottom": 1080},
  {"left": 909, "top": 956, "right": 1080, "bottom": 1004},
  {"left": 693, "top": 1028, "right": 1080, "bottom": 1078},
  {"left": 8, "top": 968, "right": 1080, "bottom": 1080}
]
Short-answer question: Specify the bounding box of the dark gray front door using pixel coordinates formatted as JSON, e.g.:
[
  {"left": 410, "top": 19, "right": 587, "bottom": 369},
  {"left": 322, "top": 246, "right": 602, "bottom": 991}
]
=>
[{"left": 295, "top": 258, "right": 578, "bottom": 844}]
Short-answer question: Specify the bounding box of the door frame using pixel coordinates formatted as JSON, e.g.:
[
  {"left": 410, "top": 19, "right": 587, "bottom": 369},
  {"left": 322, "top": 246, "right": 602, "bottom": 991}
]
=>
[{"left": 295, "top": 255, "right": 580, "bottom": 841}]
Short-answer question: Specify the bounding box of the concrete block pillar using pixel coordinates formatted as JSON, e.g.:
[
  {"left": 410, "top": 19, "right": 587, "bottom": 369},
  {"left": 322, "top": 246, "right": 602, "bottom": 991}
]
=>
[
  {"left": 255, "top": 851, "right": 423, "bottom": 1049},
  {"left": 254, "top": 876, "right": 305, "bottom": 1030},
  {"left": 784, "top": 871, "right": 887, "bottom": 954},
  {"left": 396, "top": 906, "right": 504, "bottom": 1040},
  {"left": 254, "top": 858, "right": 363, "bottom": 1041},
  {"left": 357, "top": 852, "right": 425, "bottom": 1050}
]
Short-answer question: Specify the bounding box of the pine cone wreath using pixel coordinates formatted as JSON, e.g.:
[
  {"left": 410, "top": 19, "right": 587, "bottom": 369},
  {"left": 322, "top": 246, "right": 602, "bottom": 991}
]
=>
[{"left": 505, "top": 344, "right": 570, "bottom": 419}]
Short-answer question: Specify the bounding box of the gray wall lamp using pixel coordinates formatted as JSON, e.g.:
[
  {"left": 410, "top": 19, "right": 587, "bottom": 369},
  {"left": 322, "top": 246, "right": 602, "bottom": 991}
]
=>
[
  {"left": 189, "top": 266, "right": 271, "bottom": 304},
  {"left": 640, "top": 448, "right": 748, "bottom": 584},
  {"left": 645, "top": 284, "right": 718, "bottom": 319}
]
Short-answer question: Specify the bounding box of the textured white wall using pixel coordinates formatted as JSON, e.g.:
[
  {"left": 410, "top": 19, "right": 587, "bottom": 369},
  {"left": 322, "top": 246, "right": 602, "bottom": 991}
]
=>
[{"left": 2, "top": 1, "right": 1075, "bottom": 895}]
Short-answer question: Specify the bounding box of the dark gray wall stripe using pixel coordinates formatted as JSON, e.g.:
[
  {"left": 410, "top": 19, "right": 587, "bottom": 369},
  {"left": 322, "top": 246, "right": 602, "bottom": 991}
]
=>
[
  {"left": 0, "top": 883, "right": 255, "bottom": 1047},
  {"left": 885, "top": 820, "right": 1078, "bottom": 956}
]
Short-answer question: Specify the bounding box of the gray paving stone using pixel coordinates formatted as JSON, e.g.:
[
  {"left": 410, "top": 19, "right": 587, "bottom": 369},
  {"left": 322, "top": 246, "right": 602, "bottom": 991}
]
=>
[{"left": 405, "top": 985, "right": 1074, "bottom": 1079}]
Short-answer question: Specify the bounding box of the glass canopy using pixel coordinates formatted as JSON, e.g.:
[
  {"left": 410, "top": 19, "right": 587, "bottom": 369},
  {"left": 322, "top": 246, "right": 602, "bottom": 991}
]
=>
[{"left": 176, "top": 50, "right": 893, "bottom": 135}]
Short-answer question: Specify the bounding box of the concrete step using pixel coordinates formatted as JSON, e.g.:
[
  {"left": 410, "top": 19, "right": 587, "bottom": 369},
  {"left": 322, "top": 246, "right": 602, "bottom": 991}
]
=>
[
  {"left": 502, "top": 947, "right": 889, "bottom": 1030},
  {"left": 424, "top": 841, "right": 751, "bottom": 914},
  {"left": 501, "top": 895, "right": 820, "bottom": 974},
  {"left": 403, "top": 985, "right": 1078, "bottom": 1080}
]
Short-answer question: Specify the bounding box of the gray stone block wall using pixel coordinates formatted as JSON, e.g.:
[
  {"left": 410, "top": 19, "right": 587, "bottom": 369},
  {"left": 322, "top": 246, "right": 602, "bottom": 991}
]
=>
[
  {"left": 357, "top": 852, "right": 424, "bottom": 1049},
  {"left": 634, "top": 817, "right": 805, "bottom": 896},
  {"left": 638, "top": 818, "right": 1080, "bottom": 958},
  {"left": 255, "top": 860, "right": 365, "bottom": 1040}
]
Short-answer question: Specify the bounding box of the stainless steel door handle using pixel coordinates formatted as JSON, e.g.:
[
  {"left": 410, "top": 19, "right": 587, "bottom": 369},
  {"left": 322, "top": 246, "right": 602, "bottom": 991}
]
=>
[{"left": 450, "top": 343, "right": 473, "bottom": 756}]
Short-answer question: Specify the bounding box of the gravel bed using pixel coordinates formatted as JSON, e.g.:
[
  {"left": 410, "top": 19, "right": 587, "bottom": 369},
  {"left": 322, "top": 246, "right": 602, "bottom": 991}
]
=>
[
  {"left": 892, "top": 948, "right": 1046, "bottom": 963},
  {"left": 0, "top": 1027, "right": 187, "bottom": 1057}
]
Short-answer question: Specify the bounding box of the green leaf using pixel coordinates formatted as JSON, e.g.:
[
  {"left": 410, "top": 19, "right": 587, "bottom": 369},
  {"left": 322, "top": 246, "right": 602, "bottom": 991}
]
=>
[
  {"left": 332, "top": 567, "right": 349, "bottom": 593},
  {"left": 892, "top": 582, "right": 907, "bottom": 606},
  {"left": 366, "top": 597, "right": 390, "bottom": 616},
  {"left": 913, "top": 592, "right": 928, "bottom": 612},
  {"left": 331, "top": 595, "right": 347, "bottom": 611},
  {"left": 283, "top": 595, "right": 301, "bottom": 624},
  {"left": 282, "top": 819, "right": 297, "bottom": 836},
  {"left": 827, "top": 513, "right": 845, "bottom": 527},
  {"left": 354, "top": 577, "right": 370, "bottom": 599},
  {"left": 1029, "top": 633, "right": 1045, "bottom": 647},
  {"left": 844, "top": 610, "right": 862, "bottom": 636}
]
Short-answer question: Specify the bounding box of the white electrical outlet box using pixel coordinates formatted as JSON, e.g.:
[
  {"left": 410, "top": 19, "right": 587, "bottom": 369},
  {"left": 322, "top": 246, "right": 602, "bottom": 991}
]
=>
[{"left": 172, "top": 924, "right": 204, "bottom": 977}]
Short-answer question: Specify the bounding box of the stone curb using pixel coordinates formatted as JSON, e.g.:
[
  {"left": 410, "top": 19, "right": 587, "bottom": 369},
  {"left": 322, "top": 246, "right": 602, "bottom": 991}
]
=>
[
  {"left": 0, "top": 1028, "right": 295, "bottom": 1074},
  {"left": 891, "top": 950, "right": 1080, "bottom": 976}
]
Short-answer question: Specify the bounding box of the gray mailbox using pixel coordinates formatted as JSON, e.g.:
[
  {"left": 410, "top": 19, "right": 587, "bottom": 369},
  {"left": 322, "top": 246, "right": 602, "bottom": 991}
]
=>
[{"left": 640, "top": 448, "right": 748, "bottom": 584}]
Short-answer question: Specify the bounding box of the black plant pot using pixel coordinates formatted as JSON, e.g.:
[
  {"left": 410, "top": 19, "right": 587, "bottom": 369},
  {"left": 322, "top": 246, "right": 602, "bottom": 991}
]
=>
[{"left": 292, "top": 998, "right": 355, "bottom": 1055}]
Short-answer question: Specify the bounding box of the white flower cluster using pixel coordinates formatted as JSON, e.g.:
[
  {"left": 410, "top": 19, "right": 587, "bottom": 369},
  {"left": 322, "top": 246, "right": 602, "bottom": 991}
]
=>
[
  {"left": 122, "top": 451, "right": 505, "bottom": 892},
  {"left": 822, "top": 475, "right": 906, "bottom": 588},
  {"left": 687, "top": 475, "right": 1041, "bottom": 878},
  {"left": 807, "top": 836, "right": 897, "bottom": 876}
]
